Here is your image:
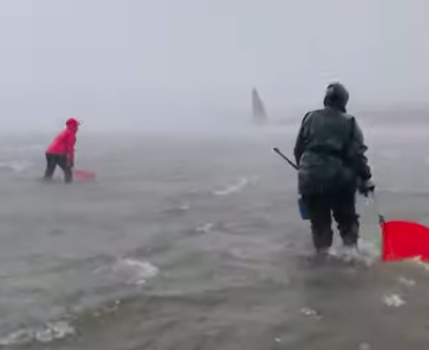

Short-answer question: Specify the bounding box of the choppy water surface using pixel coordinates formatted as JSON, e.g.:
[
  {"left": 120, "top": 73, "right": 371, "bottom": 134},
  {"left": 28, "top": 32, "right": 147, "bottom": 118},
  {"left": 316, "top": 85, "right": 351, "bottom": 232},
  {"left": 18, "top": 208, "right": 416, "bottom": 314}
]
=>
[{"left": 2, "top": 124, "right": 429, "bottom": 349}]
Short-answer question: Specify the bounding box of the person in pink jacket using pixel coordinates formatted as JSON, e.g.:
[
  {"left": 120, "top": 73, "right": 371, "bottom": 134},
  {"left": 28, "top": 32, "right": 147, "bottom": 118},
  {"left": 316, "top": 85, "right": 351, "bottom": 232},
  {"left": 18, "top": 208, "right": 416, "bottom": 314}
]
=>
[{"left": 43, "top": 118, "right": 79, "bottom": 183}]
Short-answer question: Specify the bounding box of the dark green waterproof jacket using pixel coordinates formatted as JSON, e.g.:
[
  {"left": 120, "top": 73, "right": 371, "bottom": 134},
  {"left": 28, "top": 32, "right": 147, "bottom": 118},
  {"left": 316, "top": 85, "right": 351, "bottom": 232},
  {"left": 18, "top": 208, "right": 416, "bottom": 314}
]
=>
[{"left": 293, "top": 107, "right": 372, "bottom": 196}]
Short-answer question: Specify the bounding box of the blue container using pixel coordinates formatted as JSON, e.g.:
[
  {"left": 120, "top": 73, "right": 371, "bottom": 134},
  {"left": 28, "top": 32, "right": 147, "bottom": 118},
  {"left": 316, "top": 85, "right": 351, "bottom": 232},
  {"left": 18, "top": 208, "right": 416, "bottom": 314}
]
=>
[{"left": 298, "top": 197, "right": 310, "bottom": 220}]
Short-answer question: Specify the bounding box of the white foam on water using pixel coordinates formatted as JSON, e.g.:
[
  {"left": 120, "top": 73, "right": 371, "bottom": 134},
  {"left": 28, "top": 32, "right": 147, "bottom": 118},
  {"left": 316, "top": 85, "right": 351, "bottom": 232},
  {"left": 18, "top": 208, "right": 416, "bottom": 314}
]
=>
[
  {"left": 300, "top": 307, "right": 322, "bottom": 320},
  {"left": 359, "top": 343, "right": 371, "bottom": 350},
  {"left": 213, "top": 177, "right": 249, "bottom": 196},
  {"left": 196, "top": 223, "right": 214, "bottom": 233},
  {"left": 397, "top": 276, "right": 416, "bottom": 287},
  {"left": 382, "top": 293, "right": 405, "bottom": 307},
  {"left": 0, "top": 320, "right": 75, "bottom": 346},
  {"left": 405, "top": 257, "right": 429, "bottom": 272},
  {"left": 113, "top": 259, "right": 159, "bottom": 285},
  {"left": 327, "top": 241, "right": 379, "bottom": 266}
]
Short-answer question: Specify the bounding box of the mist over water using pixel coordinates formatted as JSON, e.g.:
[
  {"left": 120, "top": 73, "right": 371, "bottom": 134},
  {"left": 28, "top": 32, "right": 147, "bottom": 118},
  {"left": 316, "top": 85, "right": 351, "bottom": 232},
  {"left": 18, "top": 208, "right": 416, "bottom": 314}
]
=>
[
  {"left": 0, "top": 0, "right": 428, "bottom": 349},
  {"left": 0, "top": 0, "right": 427, "bottom": 132}
]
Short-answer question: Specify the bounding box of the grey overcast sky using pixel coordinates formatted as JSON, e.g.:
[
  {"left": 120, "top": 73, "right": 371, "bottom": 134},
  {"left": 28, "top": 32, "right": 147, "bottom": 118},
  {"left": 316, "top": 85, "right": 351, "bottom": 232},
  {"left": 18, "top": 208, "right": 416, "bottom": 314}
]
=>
[{"left": 0, "top": 0, "right": 427, "bottom": 131}]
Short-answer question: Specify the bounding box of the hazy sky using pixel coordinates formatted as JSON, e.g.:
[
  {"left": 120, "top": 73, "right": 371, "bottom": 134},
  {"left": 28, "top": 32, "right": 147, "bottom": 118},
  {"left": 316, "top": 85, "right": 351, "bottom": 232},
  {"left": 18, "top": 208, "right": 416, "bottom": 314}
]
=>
[{"left": 0, "top": 0, "right": 427, "bottom": 131}]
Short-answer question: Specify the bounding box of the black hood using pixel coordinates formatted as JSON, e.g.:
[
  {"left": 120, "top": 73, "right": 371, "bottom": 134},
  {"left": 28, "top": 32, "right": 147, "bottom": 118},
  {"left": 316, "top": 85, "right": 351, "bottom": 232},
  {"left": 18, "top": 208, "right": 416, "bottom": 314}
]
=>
[{"left": 323, "top": 82, "right": 349, "bottom": 113}]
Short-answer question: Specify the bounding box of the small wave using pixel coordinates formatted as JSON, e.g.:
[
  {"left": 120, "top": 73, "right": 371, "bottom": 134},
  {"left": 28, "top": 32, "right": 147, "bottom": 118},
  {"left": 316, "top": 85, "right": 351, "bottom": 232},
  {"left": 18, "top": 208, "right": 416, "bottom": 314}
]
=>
[
  {"left": 0, "top": 320, "right": 74, "bottom": 346},
  {"left": 213, "top": 177, "right": 249, "bottom": 196},
  {"left": 326, "top": 242, "right": 379, "bottom": 266},
  {"left": 195, "top": 223, "right": 214, "bottom": 233},
  {"left": 177, "top": 203, "right": 190, "bottom": 211},
  {"left": 113, "top": 259, "right": 159, "bottom": 286},
  {"left": 0, "top": 160, "right": 32, "bottom": 173},
  {"left": 164, "top": 203, "right": 190, "bottom": 215},
  {"left": 382, "top": 293, "right": 405, "bottom": 307},
  {"left": 397, "top": 276, "right": 416, "bottom": 287},
  {"left": 300, "top": 307, "right": 322, "bottom": 320},
  {"left": 407, "top": 257, "right": 429, "bottom": 271}
]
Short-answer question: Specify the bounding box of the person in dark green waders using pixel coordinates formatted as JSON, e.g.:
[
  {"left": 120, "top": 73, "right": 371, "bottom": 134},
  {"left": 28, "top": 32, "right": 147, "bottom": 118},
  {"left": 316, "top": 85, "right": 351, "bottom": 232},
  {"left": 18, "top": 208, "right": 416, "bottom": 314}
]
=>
[{"left": 294, "top": 83, "right": 375, "bottom": 254}]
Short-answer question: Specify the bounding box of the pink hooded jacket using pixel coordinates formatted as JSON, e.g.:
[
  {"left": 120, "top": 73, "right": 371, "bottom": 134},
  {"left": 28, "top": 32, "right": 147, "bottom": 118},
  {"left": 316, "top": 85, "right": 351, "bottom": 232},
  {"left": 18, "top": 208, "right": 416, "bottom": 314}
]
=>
[{"left": 46, "top": 118, "right": 79, "bottom": 163}]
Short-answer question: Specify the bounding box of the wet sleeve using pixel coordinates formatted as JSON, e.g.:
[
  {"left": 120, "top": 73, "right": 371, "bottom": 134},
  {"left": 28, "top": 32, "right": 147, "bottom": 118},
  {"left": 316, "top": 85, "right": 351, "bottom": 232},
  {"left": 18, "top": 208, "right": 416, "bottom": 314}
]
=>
[
  {"left": 348, "top": 117, "right": 372, "bottom": 181},
  {"left": 293, "top": 112, "right": 311, "bottom": 165},
  {"left": 65, "top": 132, "right": 76, "bottom": 163}
]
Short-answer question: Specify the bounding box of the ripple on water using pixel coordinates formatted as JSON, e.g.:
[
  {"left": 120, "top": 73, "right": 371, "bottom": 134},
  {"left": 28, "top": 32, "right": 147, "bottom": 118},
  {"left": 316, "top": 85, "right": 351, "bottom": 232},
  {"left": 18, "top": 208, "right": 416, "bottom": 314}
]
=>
[
  {"left": 112, "top": 259, "right": 159, "bottom": 286},
  {"left": 213, "top": 177, "right": 250, "bottom": 196},
  {"left": 0, "top": 320, "right": 75, "bottom": 346}
]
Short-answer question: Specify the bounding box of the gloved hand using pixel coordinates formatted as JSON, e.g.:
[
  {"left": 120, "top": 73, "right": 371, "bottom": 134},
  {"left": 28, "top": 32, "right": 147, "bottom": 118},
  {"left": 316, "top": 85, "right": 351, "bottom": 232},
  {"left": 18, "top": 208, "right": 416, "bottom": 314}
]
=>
[{"left": 358, "top": 179, "right": 375, "bottom": 197}]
